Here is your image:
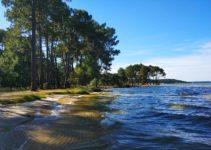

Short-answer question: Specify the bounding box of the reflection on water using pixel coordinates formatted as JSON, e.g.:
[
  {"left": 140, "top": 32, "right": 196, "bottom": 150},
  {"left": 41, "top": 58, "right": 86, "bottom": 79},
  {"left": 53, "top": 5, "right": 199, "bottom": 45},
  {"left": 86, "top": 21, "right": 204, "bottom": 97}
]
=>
[{"left": 0, "top": 84, "right": 211, "bottom": 149}]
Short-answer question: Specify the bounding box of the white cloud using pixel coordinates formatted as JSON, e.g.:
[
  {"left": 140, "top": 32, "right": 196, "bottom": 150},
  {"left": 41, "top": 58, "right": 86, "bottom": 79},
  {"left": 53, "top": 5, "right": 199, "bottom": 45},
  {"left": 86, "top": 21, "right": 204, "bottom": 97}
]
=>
[{"left": 143, "top": 41, "right": 211, "bottom": 81}]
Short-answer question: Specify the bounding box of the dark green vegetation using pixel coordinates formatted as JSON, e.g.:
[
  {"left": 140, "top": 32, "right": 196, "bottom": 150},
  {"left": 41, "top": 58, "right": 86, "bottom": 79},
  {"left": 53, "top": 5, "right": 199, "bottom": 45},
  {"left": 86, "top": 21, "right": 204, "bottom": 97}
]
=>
[
  {"left": 191, "top": 81, "right": 211, "bottom": 83},
  {"left": 0, "top": 0, "right": 120, "bottom": 90},
  {"left": 0, "top": 0, "right": 166, "bottom": 90},
  {"left": 158, "top": 79, "right": 187, "bottom": 84},
  {"left": 101, "top": 64, "right": 166, "bottom": 87}
]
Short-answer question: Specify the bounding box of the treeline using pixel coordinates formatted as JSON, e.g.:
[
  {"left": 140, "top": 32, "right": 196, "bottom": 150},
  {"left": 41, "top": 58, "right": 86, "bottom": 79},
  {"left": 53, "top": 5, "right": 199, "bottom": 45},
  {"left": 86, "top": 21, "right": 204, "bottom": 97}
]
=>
[
  {"left": 158, "top": 79, "right": 186, "bottom": 84},
  {"left": 0, "top": 0, "right": 120, "bottom": 90},
  {"left": 100, "top": 64, "right": 166, "bottom": 87}
]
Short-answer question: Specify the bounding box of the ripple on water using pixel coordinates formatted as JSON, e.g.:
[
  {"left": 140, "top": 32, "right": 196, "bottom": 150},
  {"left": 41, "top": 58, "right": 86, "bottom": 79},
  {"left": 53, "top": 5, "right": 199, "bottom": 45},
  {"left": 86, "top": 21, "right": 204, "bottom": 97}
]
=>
[
  {"left": 1, "top": 85, "right": 211, "bottom": 149},
  {"left": 109, "top": 85, "right": 211, "bottom": 149}
]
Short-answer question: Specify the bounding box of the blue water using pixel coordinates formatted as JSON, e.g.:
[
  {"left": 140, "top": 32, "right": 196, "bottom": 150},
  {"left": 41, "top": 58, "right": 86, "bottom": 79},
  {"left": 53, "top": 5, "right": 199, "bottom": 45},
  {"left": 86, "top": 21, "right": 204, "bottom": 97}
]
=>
[{"left": 104, "top": 84, "right": 211, "bottom": 149}]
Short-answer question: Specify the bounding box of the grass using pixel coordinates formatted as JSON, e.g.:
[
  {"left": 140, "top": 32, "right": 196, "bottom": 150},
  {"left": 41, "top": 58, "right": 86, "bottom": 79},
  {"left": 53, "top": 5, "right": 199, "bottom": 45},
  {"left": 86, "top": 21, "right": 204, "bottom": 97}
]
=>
[
  {"left": 0, "top": 86, "right": 99, "bottom": 105},
  {"left": 38, "top": 87, "right": 93, "bottom": 95},
  {"left": 0, "top": 91, "right": 45, "bottom": 105}
]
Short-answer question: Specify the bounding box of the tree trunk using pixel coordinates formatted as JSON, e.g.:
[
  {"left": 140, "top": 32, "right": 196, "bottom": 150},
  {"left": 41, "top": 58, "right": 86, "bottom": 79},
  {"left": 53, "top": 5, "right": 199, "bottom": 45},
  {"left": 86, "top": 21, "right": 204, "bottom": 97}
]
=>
[
  {"left": 50, "top": 40, "right": 55, "bottom": 88},
  {"left": 38, "top": 27, "right": 43, "bottom": 89},
  {"left": 31, "top": 0, "right": 37, "bottom": 91},
  {"left": 45, "top": 34, "right": 49, "bottom": 86}
]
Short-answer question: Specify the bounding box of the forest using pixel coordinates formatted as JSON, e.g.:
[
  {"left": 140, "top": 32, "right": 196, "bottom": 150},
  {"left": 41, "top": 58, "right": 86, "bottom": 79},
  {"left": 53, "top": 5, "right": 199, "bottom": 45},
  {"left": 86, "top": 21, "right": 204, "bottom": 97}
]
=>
[
  {"left": 101, "top": 64, "right": 166, "bottom": 87},
  {"left": 0, "top": 0, "right": 165, "bottom": 90}
]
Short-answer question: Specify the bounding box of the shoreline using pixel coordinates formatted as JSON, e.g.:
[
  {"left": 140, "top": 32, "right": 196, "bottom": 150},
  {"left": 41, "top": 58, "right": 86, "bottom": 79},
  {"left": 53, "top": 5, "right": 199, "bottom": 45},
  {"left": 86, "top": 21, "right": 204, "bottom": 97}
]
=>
[
  {"left": 0, "top": 91, "right": 116, "bottom": 149},
  {"left": 0, "top": 91, "right": 114, "bottom": 131},
  {"left": 0, "top": 87, "right": 103, "bottom": 105}
]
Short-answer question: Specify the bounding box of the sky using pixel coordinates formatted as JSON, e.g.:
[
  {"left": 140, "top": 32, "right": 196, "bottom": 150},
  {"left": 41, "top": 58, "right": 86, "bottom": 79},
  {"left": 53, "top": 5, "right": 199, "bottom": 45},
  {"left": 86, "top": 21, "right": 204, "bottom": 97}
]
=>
[{"left": 0, "top": 0, "right": 211, "bottom": 81}]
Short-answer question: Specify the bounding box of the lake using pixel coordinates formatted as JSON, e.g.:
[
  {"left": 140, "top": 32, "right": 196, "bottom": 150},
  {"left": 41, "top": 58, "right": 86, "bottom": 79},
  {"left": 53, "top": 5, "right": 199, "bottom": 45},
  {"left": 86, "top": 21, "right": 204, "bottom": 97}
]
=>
[
  {"left": 106, "top": 84, "right": 211, "bottom": 149},
  {"left": 0, "top": 83, "right": 211, "bottom": 149}
]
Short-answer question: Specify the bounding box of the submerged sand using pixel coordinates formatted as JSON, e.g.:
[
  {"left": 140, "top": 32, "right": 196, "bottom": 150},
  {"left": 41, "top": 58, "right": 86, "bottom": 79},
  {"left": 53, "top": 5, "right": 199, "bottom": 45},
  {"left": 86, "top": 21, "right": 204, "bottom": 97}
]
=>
[
  {"left": 0, "top": 92, "right": 116, "bottom": 150},
  {"left": 204, "top": 94, "right": 211, "bottom": 100}
]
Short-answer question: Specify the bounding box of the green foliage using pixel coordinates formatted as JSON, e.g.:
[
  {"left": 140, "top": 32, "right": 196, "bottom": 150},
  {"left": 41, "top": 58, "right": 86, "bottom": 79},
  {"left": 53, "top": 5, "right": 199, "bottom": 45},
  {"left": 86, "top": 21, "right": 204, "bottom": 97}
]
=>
[
  {"left": 140, "top": 66, "right": 150, "bottom": 84},
  {"left": 0, "top": 0, "right": 165, "bottom": 89},
  {"left": 0, "top": 49, "right": 19, "bottom": 88},
  {"left": 118, "top": 68, "right": 127, "bottom": 85},
  {"left": 0, "top": 29, "right": 5, "bottom": 51},
  {"left": 68, "top": 87, "right": 90, "bottom": 95},
  {"left": 0, "top": 0, "right": 120, "bottom": 89},
  {"left": 100, "top": 64, "right": 166, "bottom": 87},
  {"left": 89, "top": 78, "right": 99, "bottom": 88}
]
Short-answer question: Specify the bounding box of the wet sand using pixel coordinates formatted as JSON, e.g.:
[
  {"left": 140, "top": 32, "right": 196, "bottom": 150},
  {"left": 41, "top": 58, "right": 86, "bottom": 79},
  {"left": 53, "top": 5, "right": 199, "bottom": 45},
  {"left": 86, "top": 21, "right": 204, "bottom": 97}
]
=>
[
  {"left": 204, "top": 94, "right": 211, "bottom": 100},
  {"left": 0, "top": 93, "right": 116, "bottom": 150}
]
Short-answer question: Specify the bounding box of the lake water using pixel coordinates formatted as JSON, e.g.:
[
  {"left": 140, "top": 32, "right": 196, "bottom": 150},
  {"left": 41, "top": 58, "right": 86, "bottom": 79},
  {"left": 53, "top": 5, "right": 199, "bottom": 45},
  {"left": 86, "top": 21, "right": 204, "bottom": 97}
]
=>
[
  {"left": 105, "top": 84, "right": 211, "bottom": 149},
  {"left": 0, "top": 83, "right": 211, "bottom": 149}
]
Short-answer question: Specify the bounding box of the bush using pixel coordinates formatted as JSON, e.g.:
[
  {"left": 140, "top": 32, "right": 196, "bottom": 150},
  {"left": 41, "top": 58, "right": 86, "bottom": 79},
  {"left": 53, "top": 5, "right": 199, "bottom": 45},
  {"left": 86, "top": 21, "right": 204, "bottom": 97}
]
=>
[
  {"left": 89, "top": 78, "right": 99, "bottom": 87},
  {"left": 69, "top": 87, "right": 90, "bottom": 95}
]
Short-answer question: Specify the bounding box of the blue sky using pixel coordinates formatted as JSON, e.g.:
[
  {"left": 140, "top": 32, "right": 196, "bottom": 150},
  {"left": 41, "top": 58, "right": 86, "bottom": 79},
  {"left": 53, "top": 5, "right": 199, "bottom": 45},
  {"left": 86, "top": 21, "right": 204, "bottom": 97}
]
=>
[{"left": 1, "top": 0, "right": 211, "bottom": 81}]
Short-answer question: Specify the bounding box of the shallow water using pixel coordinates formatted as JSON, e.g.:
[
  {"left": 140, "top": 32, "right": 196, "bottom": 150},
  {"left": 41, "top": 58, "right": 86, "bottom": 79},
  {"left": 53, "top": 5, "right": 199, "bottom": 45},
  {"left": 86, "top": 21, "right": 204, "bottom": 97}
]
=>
[{"left": 0, "top": 84, "right": 211, "bottom": 149}]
